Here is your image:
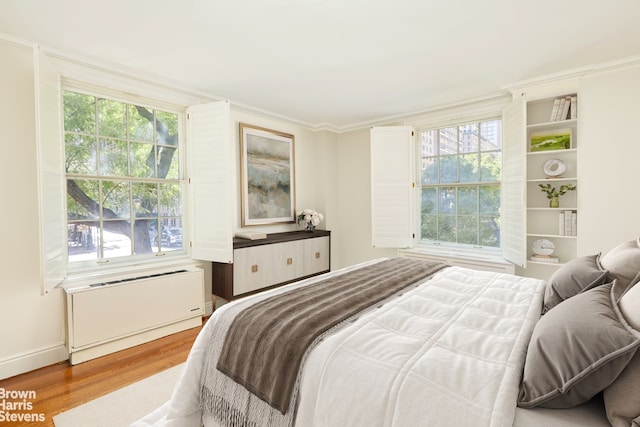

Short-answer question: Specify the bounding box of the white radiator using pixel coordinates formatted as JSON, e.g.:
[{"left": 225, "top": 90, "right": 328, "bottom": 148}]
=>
[{"left": 65, "top": 268, "right": 204, "bottom": 364}]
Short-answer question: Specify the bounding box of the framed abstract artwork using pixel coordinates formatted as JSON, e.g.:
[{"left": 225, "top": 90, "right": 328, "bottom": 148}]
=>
[{"left": 239, "top": 123, "right": 296, "bottom": 226}]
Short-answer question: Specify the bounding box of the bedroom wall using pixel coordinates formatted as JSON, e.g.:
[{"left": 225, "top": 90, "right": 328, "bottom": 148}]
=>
[
  {"left": 0, "top": 37, "right": 339, "bottom": 379},
  {"left": 577, "top": 63, "right": 640, "bottom": 255},
  {"left": 0, "top": 40, "right": 69, "bottom": 379}
]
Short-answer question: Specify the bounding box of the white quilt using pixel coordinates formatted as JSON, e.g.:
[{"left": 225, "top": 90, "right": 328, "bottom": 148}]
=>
[{"left": 132, "top": 260, "right": 546, "bottom": 427}]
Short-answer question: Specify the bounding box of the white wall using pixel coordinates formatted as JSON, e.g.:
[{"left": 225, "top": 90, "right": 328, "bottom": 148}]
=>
[
  {"left": 0, "top": 41, "right": 68, "bottom": 379},
  {"left": 577, "top": 64, "right": 640, "bottom": 255},
  {"left": 334, "top": 128, "right": 397, "bottom": 269}
]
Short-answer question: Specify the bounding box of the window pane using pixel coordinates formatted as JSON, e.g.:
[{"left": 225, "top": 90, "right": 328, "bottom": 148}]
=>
[
  {"left": 65, "top": 134, "right": 97, "bottom": 175},
  {"left": 156, "top": 111, "right": 179, "bottom": 144},
  {"left": 439, "top": 155, "right": 457, "bottom": 183},
  {"left": 421, "top": 157, "right": 438, "bottom": 184},
  {"left": 99, "top": 139, "right": 128, "bottom": 176},
  {"left": 421, "top": 214, "right": 437, "bottom": 240},
  {"left": 64, "top": 91, "right": 95, "bottom": 134},
  {"left": 458, "top": 216, "right": 478, "bottom": 245},
  {"left": 128, "top": 105, "right": 154, "bottom": 142},
  {"left": 133, "top": 182, "right": 158, "bottom": 219},
  {"left": 480, "top": 120, "right": 502, "bottom": 151},
  {"left": 457, "top": 187, "right": 478, "bottom": 215},
  {"left": 421, "top": 188, "right": 437, "bottom": 214},
  {"left": 162, "top": 146, "right": 180, "bottom": 180},
  {"left": 420, "top": 130, "right": 437, "bottom": 156},
  {"left": 480, "top": 216, "right": 500, "bottom": 247},
  {"left": 439, "top": 127, "right": 457, "bottom": 155},
  {"left": 102, "top": 221, "right": 132, "bottom": 258},
  {"left": 438, "top": 215, "right": 456, "bottom": 242},
  {"left": 130, "top": 141, "right": 156, "bottom": 178},
  {"left": 480, "top": 152, "right": 501, "bottom": 182},
  {"left": 459, "top": 123, "right": 478, "bottom": 153},
  {"left": 157, "top": 219, "right": 183, "bottom": 251},
  {"left": 67, "top": 179, "right": 99, "bottom": 220},
  {"left": 159, "top": 183, "right": 182, "bottom": 216},
  {"left": 102, "top": 180, "right": 131, "bottom": 219},
  {"left": 68, "top": 222, "right": 99, "bottom": 261},
  {"left": 459, "top": 153, "right": 479, "bottom": 183},
  {"left": 479, "top": 185, "right": 501, "bottom": 215},
  {"left": 97, "top": 98, "right": 126, "bottom": 138},
  {"left": 438, "top": 187, "right": 456, "bottom": 214}
]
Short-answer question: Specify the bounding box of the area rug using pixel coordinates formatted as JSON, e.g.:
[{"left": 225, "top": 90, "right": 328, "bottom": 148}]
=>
[{"left": 53, "top": 363, "right": 184, "bottom": 427}]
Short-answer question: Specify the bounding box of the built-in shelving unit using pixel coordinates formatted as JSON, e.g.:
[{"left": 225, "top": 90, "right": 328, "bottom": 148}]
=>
[{"left": 525, "top": 94, "right": 578, "bottom": 277}]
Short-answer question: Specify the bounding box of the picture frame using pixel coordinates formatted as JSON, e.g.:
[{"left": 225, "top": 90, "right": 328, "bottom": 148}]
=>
[
  {"left": 240, "top": 123, "right": 296, "bottom": 226},
  {"left": 529, "top": 128, "right": 572, "bottom": 152}
]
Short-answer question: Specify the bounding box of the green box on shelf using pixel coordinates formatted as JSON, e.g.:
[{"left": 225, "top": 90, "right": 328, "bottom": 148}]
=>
[{"left": 530, "top": 128, "right": 571, "bottom": 152}]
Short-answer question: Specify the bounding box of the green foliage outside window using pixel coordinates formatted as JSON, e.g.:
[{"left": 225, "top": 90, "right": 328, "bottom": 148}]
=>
[
  {"left": 419, "top": 119, "right": 502, "bottom": 249},
  {"left": 64, "top": 90, "right": 183, "bottom": 265}
]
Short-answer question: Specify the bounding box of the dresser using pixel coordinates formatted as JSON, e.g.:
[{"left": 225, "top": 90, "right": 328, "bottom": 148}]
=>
[{"left": 212, "top": 230, "right": 331, "bottom": 300}]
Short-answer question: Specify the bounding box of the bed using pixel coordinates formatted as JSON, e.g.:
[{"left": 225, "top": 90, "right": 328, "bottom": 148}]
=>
[{"left": 132, "top": 239, "right": 640, "bottom": 427}]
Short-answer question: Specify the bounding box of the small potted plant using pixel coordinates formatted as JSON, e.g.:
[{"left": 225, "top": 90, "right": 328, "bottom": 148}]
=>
[{"left": 538, "top": 183, "right": 576, "bottom": 208}]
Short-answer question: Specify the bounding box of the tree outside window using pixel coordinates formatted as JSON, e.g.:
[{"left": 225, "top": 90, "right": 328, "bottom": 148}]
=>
[{"left": 64, "top": 90, "right": 184, "bottom": 265}]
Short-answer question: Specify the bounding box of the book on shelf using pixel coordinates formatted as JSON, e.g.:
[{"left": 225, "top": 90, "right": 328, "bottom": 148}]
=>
[
  {"left": 558, "top": 210, "right": 577, "bottom": 236},
  {"left": 556, "top": 98, "right": 566, "bottom": 121},
  {"left": 530, "top": 254, "right": 559, "bottom": 263},
  {"left": 548, "top": 95, "right": 577, "bottom": 121},
  {"left": 235, "top": 231, "right": 267, "bottom": 240},
  {"left": 549, "top": 98, "right": 561, "bottom": 122},
  {"left": 560, "top": 96, "right": 572, "bottom": 121}
]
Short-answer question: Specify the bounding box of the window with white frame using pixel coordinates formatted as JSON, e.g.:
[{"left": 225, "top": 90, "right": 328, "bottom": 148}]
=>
[
  {"left": 418, "top": 119, "right": 502, "bottom": 249},
  {"left": 63, "top": 88, "right": 186, "bottom": 269}
]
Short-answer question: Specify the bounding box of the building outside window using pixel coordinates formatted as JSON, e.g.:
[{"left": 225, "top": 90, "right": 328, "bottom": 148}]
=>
[
  {"left": 63, "top": 88, "right": 185, "bottom": 269},
  {"left": 418, "top": 119, "right": 502, "bottom": 249}
]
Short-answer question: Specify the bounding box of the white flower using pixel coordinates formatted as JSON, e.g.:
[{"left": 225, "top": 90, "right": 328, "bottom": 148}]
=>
[{"left": 297, "top": 208, "right": 324, "bottom": 227}]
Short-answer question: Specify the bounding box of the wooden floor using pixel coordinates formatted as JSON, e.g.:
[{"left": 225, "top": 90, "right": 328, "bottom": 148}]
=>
[{"left": 0, "top": 317, "right": 207, "bottom": 427}]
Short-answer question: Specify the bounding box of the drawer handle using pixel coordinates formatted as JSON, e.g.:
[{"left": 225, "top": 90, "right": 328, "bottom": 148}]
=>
[
  {"left": 315, "top": 252, "right": 321, "bottom": 259},
  {"left": 287, "top": 258, "right": 293, "bottom": 265},
  {"left": 251, "top": 265, "right": 258, "bottom": 273}
]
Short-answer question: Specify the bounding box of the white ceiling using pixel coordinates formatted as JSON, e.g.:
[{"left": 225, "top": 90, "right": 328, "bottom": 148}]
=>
[{"left": 1, "top": 0, "right": 640, "bottom": 131}]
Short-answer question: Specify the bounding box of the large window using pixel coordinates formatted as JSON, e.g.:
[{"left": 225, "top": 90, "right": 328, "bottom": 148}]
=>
[
  {"left": 418, "top": 119, "right": 502, "bottom": 249},
  {"left": 64, "top": 89, "right": 185, "bottom": 268}
]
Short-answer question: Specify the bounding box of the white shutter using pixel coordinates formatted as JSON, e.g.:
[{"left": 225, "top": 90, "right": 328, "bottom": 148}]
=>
[
  {"left": 370, "top": 126, "right": 415, "bottom": 248},
  {"left": 187, "top": 100, "right": 234, "bottom": 263},
  {"left": 501, "top": 93, "right": 526, "bottom": 267},
  {"left": 34, "top": 45, "right": 66, "bottom": 295}
]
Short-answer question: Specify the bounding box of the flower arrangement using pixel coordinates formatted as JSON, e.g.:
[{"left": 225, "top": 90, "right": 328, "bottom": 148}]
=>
[
  {"left": 297, "top": 209, "right": 324, "bottom": 231},
  {"left": 538, "top": 183, "right": 576, "bottom": 207}
]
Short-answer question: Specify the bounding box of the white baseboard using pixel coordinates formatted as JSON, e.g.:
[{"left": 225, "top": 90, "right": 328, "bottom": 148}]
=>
[{"left": 0, "top": 343, "right": 68, "bottom": 380}]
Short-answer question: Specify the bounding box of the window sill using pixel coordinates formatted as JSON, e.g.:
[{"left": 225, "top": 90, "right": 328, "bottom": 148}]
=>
[
  {"left": 59, "top": 256, "right": 202, "bottom": 291},
  {"left": 398, "top": 247, "right": 514, "bottom": 274}
]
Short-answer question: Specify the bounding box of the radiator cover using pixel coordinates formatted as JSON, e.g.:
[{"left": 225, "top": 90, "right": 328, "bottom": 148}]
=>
[{"left": 65, "top": 268, "right": 204, "bottom": 364}]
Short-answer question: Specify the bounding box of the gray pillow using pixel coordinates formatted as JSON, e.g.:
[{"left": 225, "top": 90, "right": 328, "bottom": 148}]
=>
[
  {"left": 542, "top": 253, "right": 608, "bottom": 314},
  {"left": 601, "top": 237, "right": 640, "bottom": 290},
  {"left": 602, "top": 277, "right": 640, "bottom": 426},
  {"left": 518, "top": 280, "right": 640, "bottom": 409}
]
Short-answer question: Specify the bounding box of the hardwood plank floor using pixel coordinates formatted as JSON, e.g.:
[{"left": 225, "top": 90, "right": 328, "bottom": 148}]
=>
[{"left": 0, "top": 317, "right": 207, "bottom": 427}]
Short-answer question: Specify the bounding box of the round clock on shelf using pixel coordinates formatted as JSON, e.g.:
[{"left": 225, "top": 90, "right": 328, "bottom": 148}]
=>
[
  {"left": 542, "top": 159, "right": 567, "bottom": 178},
  {"left": 532, "top": 238, "right": 555, "bottom": 256}
]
